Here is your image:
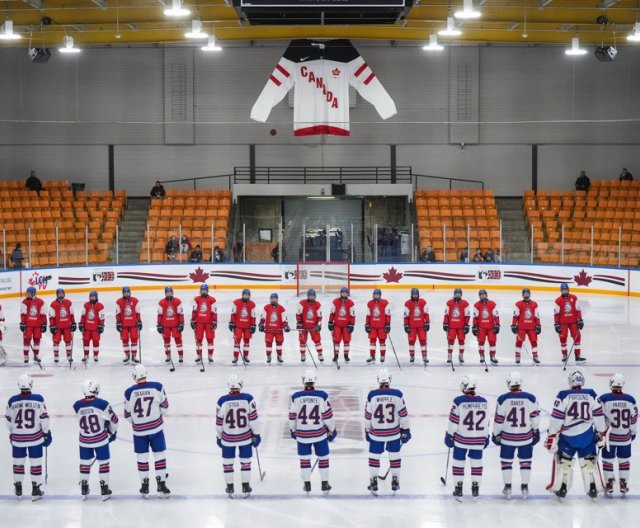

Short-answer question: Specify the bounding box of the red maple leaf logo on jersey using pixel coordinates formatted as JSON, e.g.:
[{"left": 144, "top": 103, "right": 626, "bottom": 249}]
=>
[
  {"left": 332, "top": 68, "right": 341, "bottom": 77},
  {"left": 383, "top": 267, "right": 403, "bottom": 283},
  {"left": 573, "top": 269, "right": 592, "bottom": 287},
  {"left": 189, "top": 267, "right": 209, "bottom": 283}
]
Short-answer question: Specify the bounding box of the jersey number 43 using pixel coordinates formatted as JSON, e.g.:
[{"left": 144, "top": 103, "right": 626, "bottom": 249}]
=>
[{"left": 373, "top": 403, "right": 396, "bottom": 424}]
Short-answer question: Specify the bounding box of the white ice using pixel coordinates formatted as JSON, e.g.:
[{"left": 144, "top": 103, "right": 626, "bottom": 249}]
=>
[{"left": 0, "top": 287, "right": 639, "bottom": 528}]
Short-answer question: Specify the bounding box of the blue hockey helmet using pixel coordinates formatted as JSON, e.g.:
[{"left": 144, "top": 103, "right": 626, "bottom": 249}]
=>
[
  {"left": 26, "top": 286, "right": 37, "bottom": 297},
  {"left": 89, "top": 291, "right": 98, "bottom": 302},
  {"left": 522, "top": 287, "right": 531, "bottom": 295},
  {"left": 122, "top": 286, "right": 131, "bottom": 296},
  {"left": 453, "top": 288, "right": 463, "bottom": 297},
  {"left": 242, "top": 288, "right": 251, "bottom": 298},
  {"left": 270, "top": 292, "right": 279, "bottom": 300},
  {"left": 411, "top": 287, "right": 419, "bottom": 298},
  {"left": 373, "top": 288, "right": 382, "bottom": 298},
  {"left": 165, "top": 286, "right": 173, "bottom": 296},
  {"left": 307, "top": 288, "right": 317, "bottom": 298},
  {"left": 560, "top": 283, "right": 569, "bottom": 292},
  {"left": 56, "top": 288, "right": 65, "bottom": 298},
  {"left": 478, "top": 289, "right": 488, "bottom": 298},
  {"left": 340, "top": 287, "right": 349, "bottom": 296}
]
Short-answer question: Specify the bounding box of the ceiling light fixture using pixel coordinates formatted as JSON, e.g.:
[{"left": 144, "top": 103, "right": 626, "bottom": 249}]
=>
[
  {"left": 423, "top": 34, "right": 444, "bottom": 51},
  {"left": 439, "top": 16, "right": 462, "bottom": 37},
  {"left": 201, "top": 35, "right": 222, "bottom": 51},
  {"left": 60, "top": 35, "right": 81, "bottom": 53},
  {"left": 628, "top": 22, "right": 640, "bottom": 42},
  {"left": 455, "top": 0, "right": 481, "bottom": 20},
  {"left": 165, "top": 0, "right": 191, "bottom": 18},
  {"left": 565, "top": 36, "right": 587, "bottom": 56},
  {"left": 0, "top": 20, "right": 21, "bottom": 40},
  {"left": 185, "top": 19, "right": 207, "bottom": 39}
]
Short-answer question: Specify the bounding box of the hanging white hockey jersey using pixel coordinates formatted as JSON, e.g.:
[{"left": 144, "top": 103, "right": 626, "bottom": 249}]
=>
[{"left": 251, "top": 39, "right": 397, "bottom": 137}]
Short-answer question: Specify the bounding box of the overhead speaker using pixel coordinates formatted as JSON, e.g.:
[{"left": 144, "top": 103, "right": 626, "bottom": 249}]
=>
[
  {"left": 332, "top": 183, "right": 346, "bottom": 196},
  {"left": 29, "top": 47, "right": 51, "bottom": 63},
  {"left": 595, "top": 46, "right": 617, "bottom": 62}
]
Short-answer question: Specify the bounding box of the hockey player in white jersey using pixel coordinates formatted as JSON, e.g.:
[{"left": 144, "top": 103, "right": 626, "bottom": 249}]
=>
[
  {"left": 5, "top": 374, "right": 52, "bottom": 500},
  {"left": 545, "top": 370, "right": 607, "bottom": 500},
  {"left": 289, "top": 370, "right": 337, "bottom": 495},
  {"left": 73, "top": 380, "right": 119, "bottom": 500},
  {"left": 445, "top": 374, "right": 489, "bottom": 500},
  {"left": 124, "top": 365, "right": 170, "bottom": 498},
  {"left": 216, "top": 374, "right": 261, "bottom": 498},
  {"left": 598, "top": 373, "right": 638, "bottom": 496},
  {"left": 492, "top": 372, "right": 540, "bottom": 499},
  {"left": 364, "top": 369, "right": 411, "bottom": 495}
]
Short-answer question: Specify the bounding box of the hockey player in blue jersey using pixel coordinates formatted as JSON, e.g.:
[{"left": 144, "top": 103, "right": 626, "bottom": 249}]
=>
[
  {"left": 73, "top": 380, "right": 119, "bottom": 500},
  {"left": 216, "top": 374, "right": 261, "bottom": 498},
  {"left": 492, "top": 372, "right": 540, "bottom": 499},
  {"left": 445, "top": 374, "right": 489, "bottom": 500},
  {"left": 289, "top": 369, "right": 337, "bottom": 495},
  {"left": 4, "top": 374, "right": 52, "bottom": 500},
  {"left": 599, "top": 373, "right": 638, "bottom": 496},
  {"left": 545, "top": 370, "right": 607, "bottom": 500},
  {"left": 124, "top": 364, "right": 170, "bottom": 498},
  {"left": 364, "top": 369, "right": 411, "bottom": 495}
]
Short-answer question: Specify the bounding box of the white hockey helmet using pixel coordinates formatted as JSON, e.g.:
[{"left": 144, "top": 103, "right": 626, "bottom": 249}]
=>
[
  {"left": 610, "top": 373, "right": 625, "bottom": 390},
  {"left": 302, "top": 369, "right": 317, "bottom": 385},
  {"left": 81, "top": 379, "right": 100, "bottom": 398},
  {"left": 568, "top": 370, "right": 585, "bottom": 388},
  {"left": 228, "top": 374, "right": 243, "bottom": 391},
  {"left": 460, "top": 374, "right": 478, "bottom": 393},
  {"left": 18, "top": 374, "right": 33, "bottom": 391},
  {"left": 377, "top": 368, "right": 392, "bottom": 386},
  {"left": 132, "top": 364, "right": 148, "bottom": 382},
  {"left": 506, "top": 371, "right": 523, "bottom": 390}
]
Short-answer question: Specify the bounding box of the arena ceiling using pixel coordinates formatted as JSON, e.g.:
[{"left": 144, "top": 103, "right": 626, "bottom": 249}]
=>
[{"left": 0, "top": 1, "right": 639, "bottom": 49}]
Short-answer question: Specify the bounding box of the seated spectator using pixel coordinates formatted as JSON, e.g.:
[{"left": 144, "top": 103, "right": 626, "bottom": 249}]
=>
[
  {"left": 472, "top": 248, "right": 484, "bottom": 263},
  {"left": 25, "top": 170, "right": 42, "bottom": 193},
  {"left": 420, "top": 246, "right": 436, "bottom": 262},
  {"left": 575, "top": 170, "right": 590, "bottom": 192},
  {"left": 459, "top": 248, "right": 468, "bottom": 262},
  {"left": 484, "top": 248, "right": 495, "bottom": 262},
  {"left": 165, "top": 235, "right": 179, "bottom": 261},
  {"left": 180, "top": 235, "right": 191, "bottom": 253},
  {"left": 150, "top": 180, "right": 166, "bottom": 199},
  {"left": 10, "top": 243, "right": 24, "bottom": 269},
  {"left": 214, "top": 246, "right": 223, "bottom": 263},
  {"left": 189, "top": 245, "right": 203, "bottom": 263},
  {"left": 619, "top": 168, "right": 634, "bottom": 181}
]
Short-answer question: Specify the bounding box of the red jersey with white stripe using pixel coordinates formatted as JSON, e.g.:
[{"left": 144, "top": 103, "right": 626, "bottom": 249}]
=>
[
  {"left": 251, "top": 39, "right": 396, "bottom": 137},
  {"left": 512, "top": 300, "right": 540, "bottom": 330},
  {"left": 115, "top": 297, "right": 141, "bottom": 327},
  {"left": 191, "top": 295, "right": 217, "bottom": 325},
  {"left": 80, "top": 301, "right": 105, "bottom": 331},
  {"left": 554, "top": 294, "right": 582, "bottom": 325},
  {"left": 366, "top": 299, "right": 391, "bottom": 329},
  {"left": 297, "top": 300, "right": 322, "bottom": 329},
  {"left": 443, "top": 299, "right": 470, "bottom": 329},
  {"left": 404, "top": 298, "right": 429, "bottom": 328},
  {"left": 49, "top": 298, "right": 75, "bottom": 328},
  {"left": 21, "top": 297, "right": 46, "bottom": 328},
  {"left": 230, "top": 299, "right": 256, "bottom": 329},
  {"left": 473, "top": 300, "right": 500, "bottom": 329},
  {"left": 157, "top": 297, "right": 184, "bottom": 328},
  {"left": 329, "top": 298, "right": 355, "bottom": 327},
  {"left": 260, "top": 304, "right": 288, "bottom": 331}
]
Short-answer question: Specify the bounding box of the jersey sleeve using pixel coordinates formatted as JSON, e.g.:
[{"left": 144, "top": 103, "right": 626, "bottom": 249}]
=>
[
  {"left": 349, "top": 303, "right": 355, "bottom": 324},
  {"left": 48, "top": 305, "right": 56, "bottom": 326},
  {"left": 40, "top": 402, "right": 50, "bottom": 434},
  {"left": 229, "top": 303, "right": 237, "bottom": 324},
  {"left": 250, "top": 57, "right": 296, "bottom": 122},
  {"left": 248, "top": 397, "right": 260, "bottom": 435},
  {"left": 348, "top": 55, "right": 397, "bottom": 120},
  {"left": 493, "top": 306, "right": 500, "bottom": 326},
  {"left": 363, "top": 396, "right": 372, "bottom": 433},
  {"left": 575, "top": 298, "right": 583, "bottom": 320},
  {"left": 215, "top": 402, "right": 224, "bottom": 439},
  {"left": 443, "top": 304, "right": 450, "bottom": 324},
  {"left": 288, "top": 396, "right": 298, "bottom": 433},
  {"left": 106, "top": 404, "right": 119, "bottom": 434},
  {"left": 398, "top": 397, "right": 409, "bottom": 430},
  {"left": 592, "top": 396, "right": 606, "bottom": 433},
  {"left": 534, "top": 306, "right": 541, "bottom": 325},
  {"left": 553, "top": 300, "right": 561, "bottom": 323},
  {"left": 384, "top": 303, "right": 391, "bottom": 324},
  {"left": 472, "top": 306, "right": 479, "bottom": 326},
  {"left": 447, "top": 402, "right": 460, "bottom": 436},
  {"left": 631, "top": 399, "right": 639, "bottom": 436},
  {"left": 123, "top": 393, "right": 132, "bottom": 423},
  {"left": 322, "top": 396, "right": 336, "bottom": 433},
  {"left": 4, "top": 402, "right": 12, "bottom": 433},
  {"left": 530, "top": 398, "right": 541, "bottom": 430},
  {"left": 115, "top": 302, "right": 122, "bottom": 323},
  {"left": 316, "top": 306, "right": 323, "bottom": 324},
  {"left": 159, "top": 388, "right": 169, "bottom": 416},
  {"left": 493, "top": 401, "right": 505, "bottom": 436},
  {"left": 549, "top": 395, "right": 566, "bottom": 435}
]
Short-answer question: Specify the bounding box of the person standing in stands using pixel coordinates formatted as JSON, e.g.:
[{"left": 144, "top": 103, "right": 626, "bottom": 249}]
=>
[
  {"left": 10, "top": 243, "right": 24, "bottom": 269},
  {"left": 575, "top": 170, "right": 590, "bottom": 192},
  {"left": 25, "top": 170, "right": 42, "bottom": 194},
  {"left": 619, "top": 168, "right": 634, "bottom": 181}
]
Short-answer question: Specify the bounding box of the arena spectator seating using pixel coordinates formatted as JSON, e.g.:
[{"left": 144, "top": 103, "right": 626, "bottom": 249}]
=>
[
  {"left": 524, "top": 179, "right": 640, "bottom": 267},
  {"left": 0, "top": 181, "right": 125, "bottom": 267},
  {"left": 414, "top": 189, "right": 500, "bottom": 261},
  {"left": 140, "top": 189, "right": 232, "bottom": 263}
]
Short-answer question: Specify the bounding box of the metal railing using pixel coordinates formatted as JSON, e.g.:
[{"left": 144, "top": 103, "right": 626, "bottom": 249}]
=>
[
  {"left": 158, "top": 173, "right": 233, "bottom": 190},
  {"left": 233, "top": 166, "right": 414, "bottom": 184},
  {"left": 414, "top": 173, "right": 485, "bottom": 191}
]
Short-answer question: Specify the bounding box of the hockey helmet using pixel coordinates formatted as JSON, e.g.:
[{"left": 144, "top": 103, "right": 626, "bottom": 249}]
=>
[
  {"left": 132, "top": 364, "right": 148, "bottom": 383},
  {"left": 560, "top": 283, "right": 570, "bottom": 296},
  {"left": 242, "top": 289, "right": 251, "bottom": 299},
  {"left": 89, "top": 291, "right": 98, "bottom": 303},
  {"left": 200, "top": 283, "right": 209, "bottom": 294},
  {"left": 411, "top": 288, "right": 419, "bottom": 299},
  {"left": 506, "top": 371, "right": 523, "bottom": 390},
  {"left": 478, "top": 289, "right": 488, "bottom": 299},
  {"left": 460, "top": 374, "right": 478, "bottom": 393},
  {"left": 165, "top": 286, "right": 174, "bottom": 297},
  {"left": 26, "top": 286, "right": 37, "bottom": 297},
  {"left": 568, "top": 370, "right": 585, "bottom": 388},
  {"left": 227, "top": 374, "right": 243, "bottom": 391},
  {"left": 122, "top": 286, "right": 131, "bottom": 297},
  {"left": 270, "top": 292, "right": 279, "bottom": 304},
  {"left": 340, "top": 287, "right": 349, "bottom": 297},
  {"left": 610, "top": 373, "right": 625, "bottom": 390},
  {"left": 307, "top": 289, "right": 317, "bottom": 299},
  {"left": 377, "top": 368, "right": 392, "bottom": 386},
  {"left": 522, "top": 288, "right": 531, "bottom": 299},
  {"left": 373, "top": 288, "right": 382, "bottom": 299},
  {"left": 453, "top": 288, "right": 463, "bottom": 298},
  {"left": 81, "top": 379, "right": 100, "bottom": 398},
  {"left": 18, "top": 374, "right": 33, "bottom": 391},
  {"left": 56, "top": 288, "right": 65, "bottom": 299},
  {"left": 302, "top": 369, "right": 317, "bottom": 386}
]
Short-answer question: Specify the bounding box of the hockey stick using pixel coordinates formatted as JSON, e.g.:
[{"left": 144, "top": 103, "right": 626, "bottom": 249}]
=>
[
  {"left": 30, "top": 344, "right": 44, "bottom": 371},
  {"left": 378, "top": 466, "right": 392, "bottom": 481},
  {"left": 0, "top": 343, "right": 7, "bottom": 366},
  {"left": 240, "top": 347, "right": 249, "bottom": 369},
  {"left": 68, "top": 331, "right": 75, "bottom": 370},
  {"left": 255, "top": 448, "right": 266, "bottom": 481},
  {"left": 309, "top": 459, "right": 319, "bottom": 474},
  {"left": 481, "top": 348, "right": 489, "bottom": 373},
  {"left": 388, "top": 336, "right": 402, "bottom": 370},
  {"left": 138, "top": 330, "right": 142, "bottom": 364},
  {"left": 168, "top": 355, "right": 176, "bottom": 373},
  {"left": 440, "top": 448, "right": 451, "bottom": 486},
  {"left": 305, "top": 343, "right": 318, "bottom": 370},
  {"left": 562, "top": 340, "right": 577, "bottom": 371},
  {"left": 199, "top": 353, "right": 206, "bottom": 373},
  {"left": 45, "top": 446, "right": 48, "bottom": 484}
]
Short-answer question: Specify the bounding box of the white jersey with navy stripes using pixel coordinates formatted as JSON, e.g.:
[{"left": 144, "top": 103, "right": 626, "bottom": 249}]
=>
[
  {"left": 598, "top": 392, "right": 638, "bottom": 446},
  {"left": 364, "top": 388, "right": 409, "bottom": 442},
  {"left": 5, "top": 393, "right": 50, "bottom": 448},
  {"left": 549, "top": 388, "right": 606, "bottom": 438},
  {"left": 73, "top": 397, "right": 119, "bottom": 449},
  {"left": 124, "top": 381, "right": 169, "bottom": 437},
  {"left": 492, "top": 391, "right": 540, "bottom": 446},
  {"left": 289, "top": 389, "right": 335, "bottom": 444},
  {"left": 216, "top": 392, "right": 260, "bottom": 447},
  {"left": 447, "top": 394, "right": 490, "bottom": 451}
]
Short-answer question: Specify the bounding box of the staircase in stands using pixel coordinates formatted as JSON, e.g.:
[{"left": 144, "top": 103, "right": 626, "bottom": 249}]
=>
[
  {"left": 496, "top": 198, "right": 530, "bottom": 263},
  {"left": 117, "top": 198, "right": 150, "bottom": 264}
]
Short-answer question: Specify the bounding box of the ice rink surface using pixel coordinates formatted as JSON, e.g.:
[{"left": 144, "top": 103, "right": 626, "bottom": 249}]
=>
[{"left": 1, "top": 286, "right": 639, "bottom": 528}]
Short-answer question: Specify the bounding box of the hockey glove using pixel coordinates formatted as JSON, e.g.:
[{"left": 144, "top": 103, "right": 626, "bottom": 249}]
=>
[
  {"left": 596, "top": 431, "right": 607, "bottom": 448},
  {"left": 400, "top": 429, "right": 412, "bottom": 444},
  {"left": 463, "top": 324, "right": 470, "bottom": 335},
  {"left": 252, "top": 434, "right": 262, "bottom": 448},
  {"left": 50, "top": 326, "right": 57, "bottom": 335},
  {"left": 384, "top": 324, "right": 391, "bottom": 334},
  {"left": 108, "top": 432, "right": 117, "bottom": 443},
  {"left": 472, "top": 326, "right": 479, "bottom": 337},
  {"left": 42, "top": 432, "right": 53, "bottom": 447},
  {"left": 511, "top": 324, "right": 518, "bottom": 334},
  {"left": 97, "top": 325, "right": 104, "bottom": 334},
  {"left": 296, "top": 321, "right": 303, "bottom": 330},
  {"left": 216, "top": 437, "right": 222, "bottom": 448},
  {"left": 137, "top": 321, "right": 143, "bottom": 331},
  {"left": 328, "top": 321, "right": 335, "bottom": 331},
  {"left": 404, "top": 324, "right": 410, "bottom": 334},
  {"left": 41, "top": 323, "right": 47, "bottom": 333},
  {"left": 554, "top": 323, "right": 561, "bottom": 334},
  {"left": 315, "top": 324, "right": 322, "bottom": 332},
  {"left": 249, "top": 324, "right": 256, "bottom": 334},
  {"left": 190, "top": 320, "right": 196, "bottom": 330},
  {"left": 290, "top": 430, "right": 296, "bottom": 440},
  {"left": 493, "top": 325, "right": 500, "bottom": 335},
  {"left": 327, "top": 429, "right": 337, "bottom": 443},
  {"left": 535, "top": 325, "right": 542, "bottom": 335},
  {"left": 116, "top": 323, "right": 123, "bottom": 333},
  {"left": 577, "top": 319, "right": 584, "bottom": 330},
  {"left": 491, "top": 434, "right": 501, "bottom": 446},
  {"left": 78, "top": 323, "right": 85, "bottom": 333},
  {"left": 365, "top": 324, "right": 371, "bottom": 333},
  {"left": 544, "top": 433, "right": 557, "bottom": 453},
  {"left": 443, "top": 323, "right": 449, "bottom": 332},
  {"left": 178, "top": 323, "right": 184, "bottom": 333},
  {"left": 156, "top": 324, "right": 164, "bottom": 334},
  {"left": 19, "top": 322, "right": 26, "bottom": 333},
  {"left": 259, "top": 323, "right": 265, "bottom": 333},
  {"left": 532, "top": 430, "right": 540, "bottom": 446},
  {"left": 424, "top": 323, "right": 430, "bottom": 332},
  {"left": 211, "top": 322, "right": 217, "bottom": 331},
  {"left": 284, "top": 324, "right": 290, "bottom": 333},
  {"left": 347, "top": 324, "right": 354, "bottom": 334},
  {"left": 228, "top": 322, "right": 236, "bottom": 332},
  {"left": 71, "top": 322, "right": 77, "bottom": 332},
  {"left": 444, "top": 433, "right": 454, "bottom": 448}
]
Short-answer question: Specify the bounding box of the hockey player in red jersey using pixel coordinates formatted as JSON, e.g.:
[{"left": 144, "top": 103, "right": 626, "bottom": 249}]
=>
[
  {"left": 229, "top": 289, "right": 257, "bottom": 365},
  {"left": 366, "top": 289, "right": 391, "bottom": 364},
  {"left": 79, "top": 291, "right": 104, "bottom": 363},
  {"left": 403, "top": 288, "right": 430, "bottom": 365},
  {"left": 443, "top": 288, "right": 470, "bottom": 364},
  {"left": 297, "top": 289, "right": 323, "bottom": 363},
  {"left": 512, "top": 288, "right": 541, "bottom": 365},
  {"left": 115, "top": 286, "right": 142, "bottom": 364},
  {"left": 49, "top": 288, "right": 77, "bottom": 364},
  {"left": 472, "top": 289, "right": 500, "bottom": 365},
  {"left": 328, "top": 287, "right": 355, "bottom": 363},
  {"left": 259, "top": 293, "right": 289, "bottom": 364},
  {"left": 20, "top": 286, "right": 47, "bottom": 364},
  {"left": 190, "top": 283, "right": 217, "bottom": 364},
  {"left": 157, "top": 286, "right": 184, "bottom": 364},
  {"left": 554, "top": 283, "right": 585, "bottom": 363}
]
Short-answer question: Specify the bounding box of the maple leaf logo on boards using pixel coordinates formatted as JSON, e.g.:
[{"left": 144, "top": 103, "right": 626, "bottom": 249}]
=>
[
  {"left": 383, "top": 267, "right": 403, "bottom": 283},
  {"left": 189, "top": 267, "right": 209, "bottom": 283},
  {"left": 332, "top": 68, "right": 341, "bottom": 77},
  {"left": 573, "top": 270, "right": 592, "bottom": 287}
]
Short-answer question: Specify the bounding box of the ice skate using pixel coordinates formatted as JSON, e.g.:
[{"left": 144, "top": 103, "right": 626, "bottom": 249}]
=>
[
  {"left": 391, "top": 476, "right": 399, "bottom": 493},
  {"left": 521, "top": 484, "right": 529, "bottom": 498},
  {"left": 140, "top": 477, "right": 149, "bottom": 498},
  {"left": 490, "top": 356, "right": 498, "bottom": 364},
  {"left": 14, "top": 482, "right": 22, "bottom": 497},
  {"left": 80, "top": 479, "right": 89, "bottom": 499},
  {"left": 605, "top": 478, "right": 615, "bottom": 496},
  {"left": 502, "top": 483, "right": 511, "bottom": 500},
  {"left": 156, "top": 476, "right": 170, "bottom": 498},
  {"left": 368, "top": 476, "right": 378, "bottom": 496},
  {"left": 31, "top": 482, "right": 43, "bottom": 502},
  {"left": 321, "top": 481, "right": 331, "bottom": 495},
  {"left": 453, "top": 482, "right": 463, "bottom": 502},
  {"left": 458, "top": 354, "right": 464, "bottom": 364},
  {"left": 620, "top": 478, "right": 629, "bottom": 495},
  {"left": 471, "top": 481, "right": 479, "bottom": 499},
  {"left": 303, "top": 481, "right": 311, "bottom": 495},
  {"left": 409, "top": 354, "right": 415, "bottom": 363},
  {"left": 226, "top": 483, "right": 234, "bottom": 498},
  {"left": 276, "top": 354, "right": 283, "bottom": 364},
  {"left": 100, "top": 481, "right": 112, "bottom": 501},
  {"left": 242, "top": 482, "right": 252, "bottom": 498},
  {"left": 588, "top": 482, "right": 598, "bottom": 501},
  {"left": 366, "top": 355, "right": 375, "bottom": 364},
  {"left": 122, "top": 353, "right": 131, "bottom": 363},
  {"left": 318, "top": 353, "right": 324, "bottom": 362}
]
